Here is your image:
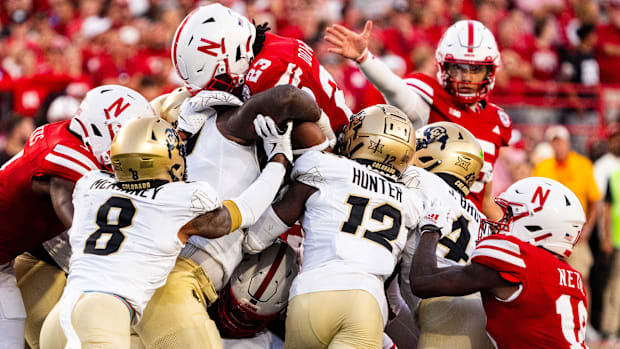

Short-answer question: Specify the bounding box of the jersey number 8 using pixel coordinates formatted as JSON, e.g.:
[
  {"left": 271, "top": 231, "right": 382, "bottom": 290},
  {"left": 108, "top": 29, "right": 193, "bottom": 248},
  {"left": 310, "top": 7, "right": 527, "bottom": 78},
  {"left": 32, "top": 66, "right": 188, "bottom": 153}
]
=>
[{"left": 84, "top": 196, "right": 136, "bottom": 256}]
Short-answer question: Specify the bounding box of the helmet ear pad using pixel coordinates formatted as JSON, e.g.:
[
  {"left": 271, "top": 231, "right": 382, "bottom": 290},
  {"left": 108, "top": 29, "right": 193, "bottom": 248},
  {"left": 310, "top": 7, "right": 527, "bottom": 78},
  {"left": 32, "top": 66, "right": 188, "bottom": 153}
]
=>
[{"left": 339, "top": 104, "right": 416, "bottom": 178}]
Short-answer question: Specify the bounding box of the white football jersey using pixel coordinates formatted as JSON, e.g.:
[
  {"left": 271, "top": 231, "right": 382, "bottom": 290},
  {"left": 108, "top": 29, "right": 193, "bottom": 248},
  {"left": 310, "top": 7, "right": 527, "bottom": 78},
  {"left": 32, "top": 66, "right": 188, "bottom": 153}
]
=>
[
  {"left": 399, "top": 165, "right": 486, "bottom": 310},
  {"left": 64, "top": 171, "right": 219, "bottom": 320},
  {"left": 183, "top": 115, "right": 261, "bottom": 289},
  {"left": 289, "top": 151, "right": 423, "bottom": 324}
]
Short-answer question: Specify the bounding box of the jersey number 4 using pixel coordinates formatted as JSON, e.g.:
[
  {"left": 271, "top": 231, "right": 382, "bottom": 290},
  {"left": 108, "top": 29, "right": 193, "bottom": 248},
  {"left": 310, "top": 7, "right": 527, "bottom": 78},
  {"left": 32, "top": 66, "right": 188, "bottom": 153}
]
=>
[
  {"left": 439, "top": 215, "right": 471, "bottom": 263},
  {"left": 340, "top": 195, "right": 402, "bottom": 252},
  {"left": 84, "top": 196, "right": 136, "bottom": 256}
]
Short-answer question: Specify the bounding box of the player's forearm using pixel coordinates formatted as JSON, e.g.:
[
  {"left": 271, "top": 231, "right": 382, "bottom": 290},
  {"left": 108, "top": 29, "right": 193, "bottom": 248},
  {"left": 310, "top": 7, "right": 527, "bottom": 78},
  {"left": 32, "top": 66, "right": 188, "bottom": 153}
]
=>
[
  {"left": 227, "top": 158, "right": 287, "bottom": 230},
  {"left": 50, "top": 177, "right": 76, "bottom": 228},
  {"left": 250, "top": 85, "right": 321, "bottom": 124},
  {"left": 358, "top": 53, "right": 428, "bottom": 128},
  {"left": 243, "top": 206, "right": 290, "bottom": 254},
  {"left": 482, "top": 182, "right": 503, "bottom": 221},
  {"left": 409, "top": 231, "right": 469, "bottom": 298},
  {"left": 180, "top": 206, "right": 233, "bottom": 241}
]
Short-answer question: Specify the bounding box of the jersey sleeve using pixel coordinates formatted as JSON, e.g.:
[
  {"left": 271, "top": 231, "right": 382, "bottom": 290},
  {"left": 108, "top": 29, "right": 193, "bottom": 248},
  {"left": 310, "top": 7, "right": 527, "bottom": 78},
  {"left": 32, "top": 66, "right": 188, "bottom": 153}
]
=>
[
  {"left": 244, "top": 56, "right": 290, "bottom": 97},
  {"left": 491, "top": 106, "right": 513, "bottom": 146},
  {"left": 40, "top": 143, "right": 100, "bottom": 182},
  {"left": 471, "top": 235, "right": 527, "bottom": 283}
]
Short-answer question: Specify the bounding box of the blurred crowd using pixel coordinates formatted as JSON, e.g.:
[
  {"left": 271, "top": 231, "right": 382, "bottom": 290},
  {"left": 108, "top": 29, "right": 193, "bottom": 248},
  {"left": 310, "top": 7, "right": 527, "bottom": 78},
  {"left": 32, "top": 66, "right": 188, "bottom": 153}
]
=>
[
  {"left": 1, "top": 0, "right": 620, "bottom": 344},
  {"left": 0, "top": 0, "right": 618, "bottom": 160}
]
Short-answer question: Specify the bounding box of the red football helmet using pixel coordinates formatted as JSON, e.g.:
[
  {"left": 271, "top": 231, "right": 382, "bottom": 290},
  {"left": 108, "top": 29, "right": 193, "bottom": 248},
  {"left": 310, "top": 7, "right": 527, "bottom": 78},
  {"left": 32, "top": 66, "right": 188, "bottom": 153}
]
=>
[{"left": 217, "top": 240, "right": 299, "bottom": 338}]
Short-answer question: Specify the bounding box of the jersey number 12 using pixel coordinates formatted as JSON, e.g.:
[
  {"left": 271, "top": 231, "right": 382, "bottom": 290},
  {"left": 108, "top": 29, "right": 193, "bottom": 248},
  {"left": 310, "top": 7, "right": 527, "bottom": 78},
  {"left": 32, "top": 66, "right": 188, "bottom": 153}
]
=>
[{"left": 340, "top": 195, "right": 402, "bottom": 252}]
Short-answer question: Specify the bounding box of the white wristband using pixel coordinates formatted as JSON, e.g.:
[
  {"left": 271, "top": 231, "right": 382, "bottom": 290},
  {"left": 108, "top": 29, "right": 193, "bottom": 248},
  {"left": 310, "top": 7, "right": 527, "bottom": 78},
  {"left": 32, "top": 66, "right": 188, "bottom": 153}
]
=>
[{"left": 355, "top": 48, "right": 370, "bottom": 64}]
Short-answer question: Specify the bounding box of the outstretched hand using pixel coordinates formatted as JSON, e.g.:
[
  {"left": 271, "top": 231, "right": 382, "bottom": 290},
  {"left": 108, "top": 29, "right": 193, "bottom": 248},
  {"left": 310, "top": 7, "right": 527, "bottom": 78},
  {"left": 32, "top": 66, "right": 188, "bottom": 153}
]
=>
[{"left": 324, "top": 20, "right": 373, "bottom": 61}]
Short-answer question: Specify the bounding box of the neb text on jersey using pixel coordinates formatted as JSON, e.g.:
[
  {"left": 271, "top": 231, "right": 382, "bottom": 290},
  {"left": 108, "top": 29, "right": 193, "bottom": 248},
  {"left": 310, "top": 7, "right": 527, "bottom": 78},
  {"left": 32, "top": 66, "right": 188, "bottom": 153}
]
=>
[
  {"left": 557, "top": 268, "right": 584, "bottom": 294},
  {"left": 352, "top": 167, "right": 402, "bottom": 202}
]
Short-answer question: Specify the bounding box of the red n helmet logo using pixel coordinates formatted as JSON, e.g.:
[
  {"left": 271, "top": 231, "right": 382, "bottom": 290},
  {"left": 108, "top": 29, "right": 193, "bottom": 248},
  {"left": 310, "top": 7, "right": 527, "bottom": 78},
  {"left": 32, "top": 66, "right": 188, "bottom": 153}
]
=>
[
  {"left": 531, "top": 186, "right": 550, "bottom": 208},
  {"left": 104, "top": 97, "right": 131, "bottom": 120},
  {"left": 197, "top": 38, "right": 224, "bottom": 57}
]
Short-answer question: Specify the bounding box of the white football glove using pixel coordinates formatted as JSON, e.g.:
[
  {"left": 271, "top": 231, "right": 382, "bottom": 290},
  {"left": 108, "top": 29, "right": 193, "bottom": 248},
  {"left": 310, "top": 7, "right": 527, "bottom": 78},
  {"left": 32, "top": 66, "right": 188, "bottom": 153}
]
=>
[
  {"left": 189, "top": 90, "right": 243, "bottom": 111},
  {"left": 177, "top": 90, "right": 243, "bottom": 137},
  {"left": 419, "top": 198, "right": 453, "bottom": 238},
  {"left": 253, "top": 114, "right": 293, "bottom": 163}
]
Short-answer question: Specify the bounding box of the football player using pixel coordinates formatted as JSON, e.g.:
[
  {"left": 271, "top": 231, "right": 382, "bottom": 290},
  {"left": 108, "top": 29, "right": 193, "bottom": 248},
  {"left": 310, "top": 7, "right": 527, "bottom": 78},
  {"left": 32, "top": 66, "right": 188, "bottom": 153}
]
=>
[
  {"left": 0, "top": 84, "right": 153, "bottom": 349},
  {"left": 243, "top": 105, "right": 425, "bottom": 348},
  {"left": 398, "top": 122, "right": 493, "bottom": 348},
  {"left": 39, "top": 113, "right": 293, "bottom": 349},
  {"left": 172, "top": 3, "right": 350, "bottom": 142},
  {"left": 325, "top": 20, "right": 512, "bottom": 220},
  {"left": 410, "top": 177, "right": 588, "bottom": 348},
  {"left": 134, "top": 84, "right": 324, "bottom": 348}
]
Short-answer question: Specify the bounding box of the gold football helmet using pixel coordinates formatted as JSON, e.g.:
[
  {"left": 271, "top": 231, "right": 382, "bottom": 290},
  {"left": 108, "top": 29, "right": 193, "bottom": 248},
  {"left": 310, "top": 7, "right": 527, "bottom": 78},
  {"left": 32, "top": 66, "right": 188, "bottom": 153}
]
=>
[
  {"left": 414, "top": 122, "right": 483, "bottom": 195},
  {"left": 337, "top": 104, "right": 415, "bottom": 177},
  {"left": 150, "top": 87, "right": 191, "bottom": 128},
  {"left": 111, "top": 117, "right": 185, "bottom": 189}
]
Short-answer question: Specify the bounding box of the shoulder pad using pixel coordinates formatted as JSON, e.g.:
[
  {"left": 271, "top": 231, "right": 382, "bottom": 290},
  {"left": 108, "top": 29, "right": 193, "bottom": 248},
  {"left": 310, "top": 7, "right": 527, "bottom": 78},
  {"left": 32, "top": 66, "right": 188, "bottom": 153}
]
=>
[{"left": 292, "top": 151, "right": 342, "bottom": 188}]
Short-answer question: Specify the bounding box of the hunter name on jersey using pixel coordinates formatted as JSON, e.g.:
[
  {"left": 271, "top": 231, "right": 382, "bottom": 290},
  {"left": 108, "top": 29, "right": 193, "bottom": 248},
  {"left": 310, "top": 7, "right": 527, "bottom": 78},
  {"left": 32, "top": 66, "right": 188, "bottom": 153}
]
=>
[{"left": 352, "top": 167, "right": 403, "bottom": 202}]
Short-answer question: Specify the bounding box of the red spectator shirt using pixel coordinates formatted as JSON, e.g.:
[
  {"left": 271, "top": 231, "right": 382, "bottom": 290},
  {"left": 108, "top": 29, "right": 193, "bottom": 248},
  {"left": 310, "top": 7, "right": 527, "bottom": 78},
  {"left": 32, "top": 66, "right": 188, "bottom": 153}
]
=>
[
  {"left": 402, "top": 73, "right": 512, "bottom": 208},
  {"left": 595, "top": 24, "right": 620, "bottom": 84},
  {"left": 472, "top": 235, "right": 587, "bottom": 349},
  {"left": 243, "top": 33, "right": 352, "bottom": 133},
  {"left": 0, "top": 120, "right": 101, "bottom": 264}
]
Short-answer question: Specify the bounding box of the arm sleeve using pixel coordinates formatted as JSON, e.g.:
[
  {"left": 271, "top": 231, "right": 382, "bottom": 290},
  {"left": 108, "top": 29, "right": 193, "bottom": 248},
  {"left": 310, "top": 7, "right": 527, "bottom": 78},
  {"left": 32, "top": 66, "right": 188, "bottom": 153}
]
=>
[
  {"left": 243, "top": 205, "right": 291, "bottom": 254},
  {"left": 228, "top": 162, "right": 286, "bottom": 229},
  {"left": 358, "top": 53, "right": 429, "bottom": 128}
]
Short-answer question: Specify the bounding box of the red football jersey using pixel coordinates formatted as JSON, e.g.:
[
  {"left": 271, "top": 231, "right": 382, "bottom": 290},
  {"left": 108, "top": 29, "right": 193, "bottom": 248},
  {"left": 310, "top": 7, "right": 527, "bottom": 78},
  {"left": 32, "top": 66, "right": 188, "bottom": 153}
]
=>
[
  {"left": 402, "top": 73, "right": 512, "bottom": 208},
  {"left": 0, "top": 120, "right": 101, "bottom": 264},
  {"left": 472, "top": 235, "right": 587, "bottom": 349},
  {"left": 243, "top": 33, "right": 352, "bottom": 133}
]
